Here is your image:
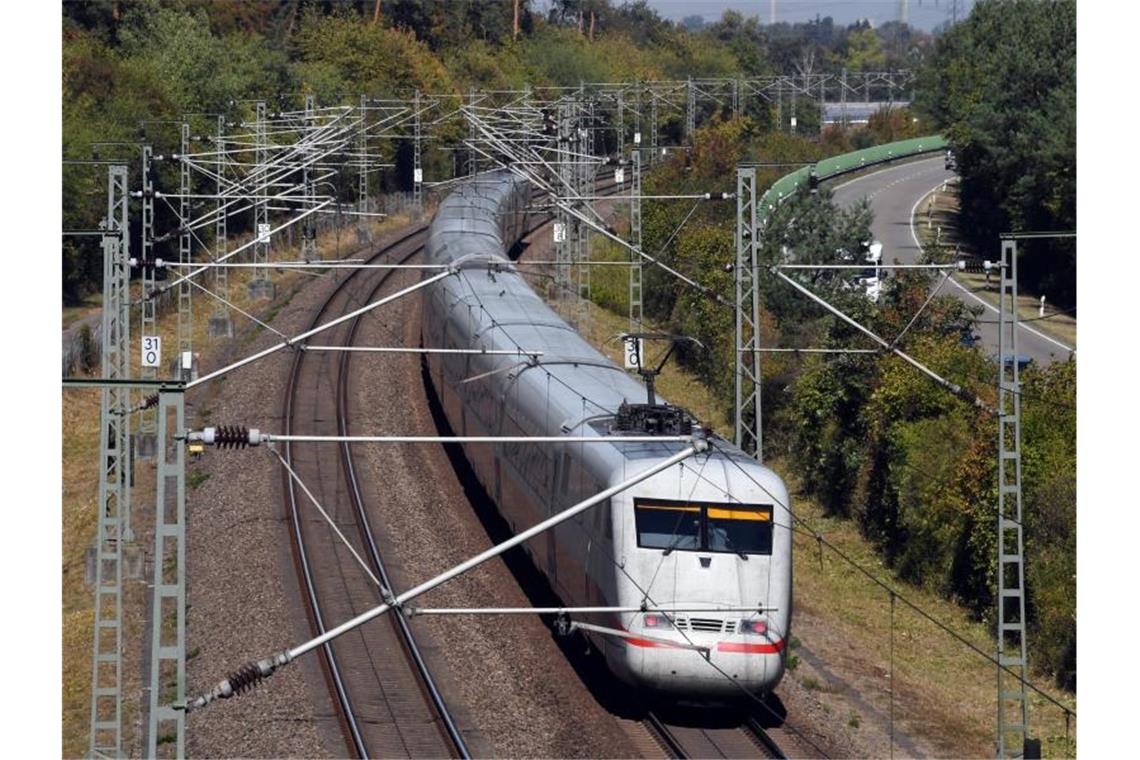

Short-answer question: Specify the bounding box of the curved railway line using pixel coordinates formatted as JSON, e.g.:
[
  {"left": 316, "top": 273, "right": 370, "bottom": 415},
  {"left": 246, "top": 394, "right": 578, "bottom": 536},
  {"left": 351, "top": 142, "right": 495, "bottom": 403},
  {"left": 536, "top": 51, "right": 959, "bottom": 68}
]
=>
[
  {"left": 280, "top": 179, "right": 622, "bottom": 757},
  {"left": 281, "top": 224, "right": 464, "bottom": 758}
]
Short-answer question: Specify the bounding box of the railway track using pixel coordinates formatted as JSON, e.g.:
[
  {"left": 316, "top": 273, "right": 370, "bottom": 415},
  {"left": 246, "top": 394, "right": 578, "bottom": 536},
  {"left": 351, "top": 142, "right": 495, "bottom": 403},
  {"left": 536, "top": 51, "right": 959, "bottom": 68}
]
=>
[
  {"left": 282, "top": 223, "right": 464, "bottom": 758},
  {"left": 278, "top": 173, "right": 631, "bottom": 757},
  {"left": 644, "top": 711, "right": 824, "bottom": 759}
]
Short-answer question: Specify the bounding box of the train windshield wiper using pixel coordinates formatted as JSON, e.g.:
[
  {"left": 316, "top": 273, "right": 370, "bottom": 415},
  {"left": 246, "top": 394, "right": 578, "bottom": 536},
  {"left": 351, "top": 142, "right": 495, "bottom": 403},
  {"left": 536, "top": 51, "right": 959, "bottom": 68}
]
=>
[{"left": 662, "top": 532, "right": 688, "bottom": 556}]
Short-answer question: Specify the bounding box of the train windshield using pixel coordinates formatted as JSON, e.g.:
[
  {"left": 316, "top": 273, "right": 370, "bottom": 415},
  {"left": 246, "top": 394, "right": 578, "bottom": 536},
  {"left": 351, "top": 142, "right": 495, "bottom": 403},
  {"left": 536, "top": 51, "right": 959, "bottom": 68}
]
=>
[
  {"left": 706, "top": 507, "right": 773, "bottom": 555},
  {"left": 634, "top": 502, "right": 701, "bottom": 551},
  {"left": 634, "top": 499, "right": 773, "bottom": 556}
]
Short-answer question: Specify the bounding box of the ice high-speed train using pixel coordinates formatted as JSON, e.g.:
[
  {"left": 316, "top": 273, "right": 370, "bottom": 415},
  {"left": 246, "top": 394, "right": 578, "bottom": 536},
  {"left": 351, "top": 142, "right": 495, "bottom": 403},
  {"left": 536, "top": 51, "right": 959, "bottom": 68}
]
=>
[{"left": 421, "top": 171, "right": 792, "bottom": 700}]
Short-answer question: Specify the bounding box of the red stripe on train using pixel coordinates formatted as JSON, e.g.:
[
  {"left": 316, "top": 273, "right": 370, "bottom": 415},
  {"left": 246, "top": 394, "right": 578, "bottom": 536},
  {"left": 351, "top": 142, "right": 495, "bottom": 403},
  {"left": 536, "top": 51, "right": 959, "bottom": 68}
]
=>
[
  {"left": 618, "top": 633, "right": 785, "bottom": 654},
  {"left": 716, "top": 639, "right": 786, "bottom": 654}
]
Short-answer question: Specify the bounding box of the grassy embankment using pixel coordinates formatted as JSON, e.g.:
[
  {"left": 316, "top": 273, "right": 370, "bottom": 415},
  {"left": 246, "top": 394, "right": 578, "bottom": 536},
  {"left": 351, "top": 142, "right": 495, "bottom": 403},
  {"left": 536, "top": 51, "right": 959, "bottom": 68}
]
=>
[{"left": 61, "top": 210, "right": 414, "bottom": 756}]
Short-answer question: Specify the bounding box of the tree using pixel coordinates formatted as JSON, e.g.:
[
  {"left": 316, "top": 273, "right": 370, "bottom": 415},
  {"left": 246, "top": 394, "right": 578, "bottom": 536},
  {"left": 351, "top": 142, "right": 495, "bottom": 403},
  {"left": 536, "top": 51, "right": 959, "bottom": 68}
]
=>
[
  {"left": 916, "top": 0, "right": 1076, "bottom": 307},
  {"left": 844, "top": 25, "right": 886, "bottom": 71}
]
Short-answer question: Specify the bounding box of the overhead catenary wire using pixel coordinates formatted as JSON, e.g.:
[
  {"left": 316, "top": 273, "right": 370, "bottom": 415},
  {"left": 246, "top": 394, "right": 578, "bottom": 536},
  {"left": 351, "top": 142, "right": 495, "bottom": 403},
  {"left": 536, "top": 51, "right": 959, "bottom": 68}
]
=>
[{"left": 182, "top": 443, "right": 705, "bottom": 712}]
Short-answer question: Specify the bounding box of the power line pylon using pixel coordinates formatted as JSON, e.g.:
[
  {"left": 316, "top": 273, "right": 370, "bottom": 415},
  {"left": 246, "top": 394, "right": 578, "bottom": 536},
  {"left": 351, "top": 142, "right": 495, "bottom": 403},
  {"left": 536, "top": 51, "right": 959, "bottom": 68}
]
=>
[
  {"left": 734, "top": 166, "right": 762, "bottom": 461},
  {"left": 209, "top": 114, "right": 233, "bottom": 338},
  {"left": 249, "top": 101, "right": 274, "bottom": 299},
  {"left": 88, "top": 163, "right": 132, "bottom": 758},
  {"left": 995, "top": 238, "right": 1029, "bottom": 758},
  {"left": 300, "top": 95, "right": 319, "bottom": 263},
  {"left": 145, "top": 389, "right": 187, "bottom": 759},
  {"left": 177, "top": 121, "right": 194, "bottom": 379},
  {"left": 413, "top": 89, "right": 423, "bottom": 213},
  {"left": 137, "top": 144, "right": 158, "bottom": 459},
  {"left": 628, "top": 148, "right": 642, "bottom": 334}
]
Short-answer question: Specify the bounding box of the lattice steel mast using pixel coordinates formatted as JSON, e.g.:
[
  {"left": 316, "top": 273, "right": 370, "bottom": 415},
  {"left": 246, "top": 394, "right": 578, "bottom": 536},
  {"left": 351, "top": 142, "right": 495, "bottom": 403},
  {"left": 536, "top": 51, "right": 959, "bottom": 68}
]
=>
[
  {"left": 209, "top": 113, "right": 233, "bottom": 337},
  {"left": 300, "top": 95, "right": 319, "bottom": 263},
  {"left": 734, "top": 166, "right": 762, "bottom": 460},
  {"left": 996, "top": 238, "right": 1029, "bottom": 758},
  {"left": 177, "top": 121, "right": 193, "bottom": 378},
  {"left": 138, "top": 144, "right": 158, "bottom": 456},
  {"left": 250, "top": 101, "right": 273, "bottom": 298},
  {"left": 145, "top": 390, "right": 187, "bottom": 759},
  {"left": 88, "top": 163, "right": 132, "bottom": 758},
  {"left": 628, "top": 148, "right": 643, "bottom": 333}
]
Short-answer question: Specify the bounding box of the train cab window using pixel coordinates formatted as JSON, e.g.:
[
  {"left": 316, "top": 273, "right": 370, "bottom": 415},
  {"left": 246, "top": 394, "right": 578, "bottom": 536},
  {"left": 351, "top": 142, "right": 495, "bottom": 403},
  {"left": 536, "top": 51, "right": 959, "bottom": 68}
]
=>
[
  {"left": 635, "top": 501, "right": 700, "bottom": 551},
  {"left": 634, "top": 498, "right": 773, "bottom": 556},
  {"left": 706, "top": 506, "right": 773, "bottom": 556}
]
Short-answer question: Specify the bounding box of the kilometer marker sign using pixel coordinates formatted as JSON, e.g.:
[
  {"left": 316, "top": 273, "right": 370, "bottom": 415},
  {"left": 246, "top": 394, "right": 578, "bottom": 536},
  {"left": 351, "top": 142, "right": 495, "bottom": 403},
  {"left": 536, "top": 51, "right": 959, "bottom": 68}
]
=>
[{"left": 141, "top": 335, "right": 161, "bottom": 368}]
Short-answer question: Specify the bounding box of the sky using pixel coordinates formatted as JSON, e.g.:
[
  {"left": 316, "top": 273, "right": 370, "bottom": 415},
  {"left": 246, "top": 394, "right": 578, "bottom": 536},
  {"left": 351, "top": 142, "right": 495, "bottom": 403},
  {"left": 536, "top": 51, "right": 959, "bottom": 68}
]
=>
[{"left": 645, "top": 1, "right": 976, "bottom": 32}]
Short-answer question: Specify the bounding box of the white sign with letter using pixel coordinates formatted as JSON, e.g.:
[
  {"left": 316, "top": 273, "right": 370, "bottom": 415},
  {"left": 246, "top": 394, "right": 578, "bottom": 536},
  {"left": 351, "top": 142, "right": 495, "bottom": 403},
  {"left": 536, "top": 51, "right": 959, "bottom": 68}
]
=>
[
  {"left": 553, "top": 222, "right": 566, "bottom": 243},
  {"left": 257, "top": 223, "right": 271, "bottom": 244},
  {"left": 614, "top": 167, "right": 625, "bottom": 184}
]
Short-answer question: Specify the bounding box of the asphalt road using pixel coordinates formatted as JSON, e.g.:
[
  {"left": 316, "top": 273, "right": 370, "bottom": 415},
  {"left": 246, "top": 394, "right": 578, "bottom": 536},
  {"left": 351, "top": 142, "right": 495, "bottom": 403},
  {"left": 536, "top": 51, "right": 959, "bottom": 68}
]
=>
[{"left": 829, "top": 155, "right": 1074, "bottom": 367}]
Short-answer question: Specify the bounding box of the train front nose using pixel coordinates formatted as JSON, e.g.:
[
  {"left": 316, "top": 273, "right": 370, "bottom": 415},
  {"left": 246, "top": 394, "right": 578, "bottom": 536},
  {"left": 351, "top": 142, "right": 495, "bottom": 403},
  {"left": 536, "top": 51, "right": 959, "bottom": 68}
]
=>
[{"left": 617, "top": 616, "right": 787, "bottom": 700}]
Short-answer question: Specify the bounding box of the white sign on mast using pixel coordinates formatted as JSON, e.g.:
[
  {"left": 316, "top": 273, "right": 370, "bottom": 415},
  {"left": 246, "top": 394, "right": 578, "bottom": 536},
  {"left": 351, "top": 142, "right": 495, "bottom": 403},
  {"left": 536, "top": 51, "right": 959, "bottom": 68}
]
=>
[
  {"left": 623, "top": 335, "right": 643, "bottom": 369},
  {"left": 141, "top": 336, "right": 161, "bottom": 368}
]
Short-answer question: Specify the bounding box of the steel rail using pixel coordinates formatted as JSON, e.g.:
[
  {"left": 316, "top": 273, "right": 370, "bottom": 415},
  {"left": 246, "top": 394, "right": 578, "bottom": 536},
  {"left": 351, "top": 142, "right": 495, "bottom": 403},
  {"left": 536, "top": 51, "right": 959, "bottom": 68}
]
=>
[
  {"left": 644, "top": 712, "right": 688, "bottom": 759},
  {"left": 277, "top": 181, "right": 617, "bottom": 757},
  {"left": 743, "top": 717, "right": 789, "bottom": 759},
  {"left": 280, "top": 219, "right": 453, "bottom": 757},
  {"left": 336, "top": 238, "right": 471, "bottom": 757}
]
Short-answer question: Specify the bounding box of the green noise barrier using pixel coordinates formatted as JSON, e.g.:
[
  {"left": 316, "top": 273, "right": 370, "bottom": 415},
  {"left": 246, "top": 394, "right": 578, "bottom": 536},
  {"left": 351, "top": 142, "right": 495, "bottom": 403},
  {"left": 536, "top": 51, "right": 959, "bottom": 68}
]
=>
[{"left": 757, "top": 134, "right": 948, "bottom": 227}]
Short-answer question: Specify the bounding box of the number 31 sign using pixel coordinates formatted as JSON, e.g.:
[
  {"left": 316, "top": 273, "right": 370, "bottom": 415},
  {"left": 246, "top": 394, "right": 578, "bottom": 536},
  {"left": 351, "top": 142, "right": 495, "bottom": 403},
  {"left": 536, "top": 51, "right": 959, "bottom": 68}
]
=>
[{"left": 141, "top": 336, "right": 161, "bottom": 368}]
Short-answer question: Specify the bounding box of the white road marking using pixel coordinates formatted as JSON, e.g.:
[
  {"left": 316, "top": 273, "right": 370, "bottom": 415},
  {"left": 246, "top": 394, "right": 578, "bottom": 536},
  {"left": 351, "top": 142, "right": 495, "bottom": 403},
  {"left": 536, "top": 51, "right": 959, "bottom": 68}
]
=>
[
  {"left": 830, "top": 155, "right": 943, "bottom": 194},
  {"left": 908, "top": 182, "right": 1075, "bottom": 354}
]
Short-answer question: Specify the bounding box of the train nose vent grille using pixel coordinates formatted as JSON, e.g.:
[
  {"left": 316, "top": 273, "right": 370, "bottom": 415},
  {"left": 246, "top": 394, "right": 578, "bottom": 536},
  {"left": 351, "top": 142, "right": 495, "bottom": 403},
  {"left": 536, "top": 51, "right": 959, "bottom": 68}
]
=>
[{"left": 687, "top": 617, "right": 728, "bottom": 633}]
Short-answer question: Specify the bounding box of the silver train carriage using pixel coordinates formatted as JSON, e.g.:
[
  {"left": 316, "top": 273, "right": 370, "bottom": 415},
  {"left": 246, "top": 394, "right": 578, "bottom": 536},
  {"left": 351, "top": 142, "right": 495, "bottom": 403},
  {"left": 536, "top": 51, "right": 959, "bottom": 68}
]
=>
[{"left": 420, "top": 171, "right": 792, "bottom": 700}]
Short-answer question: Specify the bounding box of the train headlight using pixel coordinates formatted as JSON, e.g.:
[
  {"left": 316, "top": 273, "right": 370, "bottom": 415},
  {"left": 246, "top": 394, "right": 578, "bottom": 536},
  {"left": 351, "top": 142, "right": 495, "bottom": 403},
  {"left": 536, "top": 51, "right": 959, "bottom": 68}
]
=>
[
  {"left": 643, "top": 613, "right": 673, "bottom": 629},
  {"left": 739, "top": 619, "right": 767, "bottom": 636}
]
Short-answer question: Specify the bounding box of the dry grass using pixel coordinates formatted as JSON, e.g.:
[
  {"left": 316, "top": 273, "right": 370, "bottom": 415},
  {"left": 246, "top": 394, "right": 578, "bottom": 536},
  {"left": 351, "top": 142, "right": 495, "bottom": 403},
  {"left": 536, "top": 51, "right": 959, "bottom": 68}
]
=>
[
  {"left": 784, "top": 483, "right": 1076, "bottom": 757},
  {"left": 62, "top": 299, "right": 102, "bottom": 330},
  {"left": 60, "top": 210, "right": 415, "bottom": 756},
  {"left": 61, "top": 389, "right": 100, "bottom": 758},
  {"left": 915, "top": 184, "right": 1077, "bottom": 348},
  {"left": 576, "top": 303, "right": 729, "bottom": 438}
]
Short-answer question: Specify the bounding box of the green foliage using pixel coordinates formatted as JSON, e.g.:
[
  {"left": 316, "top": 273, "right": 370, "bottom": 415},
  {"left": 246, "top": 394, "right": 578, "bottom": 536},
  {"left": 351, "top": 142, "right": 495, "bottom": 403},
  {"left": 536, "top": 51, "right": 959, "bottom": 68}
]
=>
[
  {"left": 781, "top": 261, "right": 1075, "bottom": 690},
  {"left": 293, "top": 11, "right": 453, "bottom": 100},
  {"left": 670, "top": 224, "right": 735, "bottom": 405},
  {"left": 844, "top": 27, "right": 887, "bottom": 70},
  {"left": 588, "top": 237, "right": 630, "bottom": 314},
  {"left": 785, "top": 355, "right": 874, "bottom": 516},
  {"left": 916, "top": 0, "right": 1076, "bottom": 307}
]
